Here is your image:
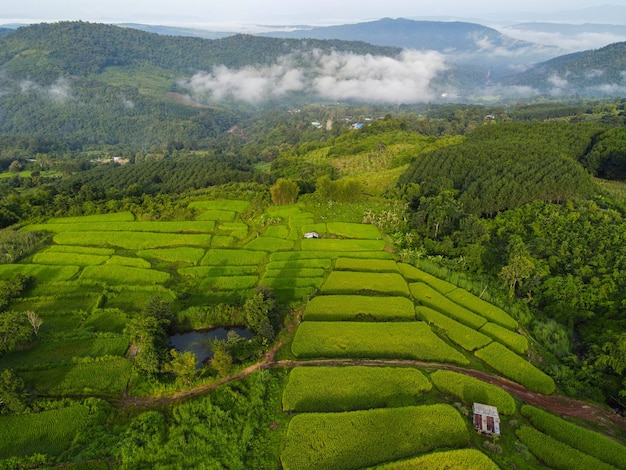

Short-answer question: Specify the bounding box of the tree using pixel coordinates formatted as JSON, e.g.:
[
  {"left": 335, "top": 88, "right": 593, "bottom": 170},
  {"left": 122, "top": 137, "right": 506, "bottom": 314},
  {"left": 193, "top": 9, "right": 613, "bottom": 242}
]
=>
[
  {"left": 164, "top": 349, "right": 197, "bottom": 385},
  {"left": 0, "top": 369, "right": 29, "bottom": 414},
  {"left": 244, "top": 291, "right": 277, "bottom": 345},
  {"left": 8, "top": 160, "right": 22, "bottom": 173},
  {"left": 26, "top": 310, "right": 43, "bottom": 336},
  {"left": 0, "top": 312, "right": 32, "bottom": 356},
  {"left": 499, "top": 254, "right": 536, "bottom": 297},
  {"left": 210, "top": 341, "right": 232, "bottom": 378},
  {"left": 270, "top": 178, "right": 299, "bottom": 205}
]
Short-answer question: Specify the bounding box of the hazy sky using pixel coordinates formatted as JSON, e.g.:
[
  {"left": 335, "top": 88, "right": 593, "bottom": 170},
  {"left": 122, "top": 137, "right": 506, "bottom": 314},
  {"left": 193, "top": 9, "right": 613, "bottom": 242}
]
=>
[{"left": 3, "top": 1, "right": 626, "bottom": 27}]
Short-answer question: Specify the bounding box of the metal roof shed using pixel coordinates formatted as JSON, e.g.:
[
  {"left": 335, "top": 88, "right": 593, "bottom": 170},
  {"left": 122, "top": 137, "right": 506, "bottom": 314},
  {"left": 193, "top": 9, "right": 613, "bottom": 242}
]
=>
[{"left": 473, "top": 403, "right": 501, "bottom": 436}]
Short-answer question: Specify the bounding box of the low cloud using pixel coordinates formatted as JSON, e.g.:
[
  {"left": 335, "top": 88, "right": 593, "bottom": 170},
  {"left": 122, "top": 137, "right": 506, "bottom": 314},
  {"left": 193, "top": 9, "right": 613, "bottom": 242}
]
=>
[
  {"left": 179, "top": 49, "right": 447, "bottom": 104},
  {"left": 19, "top": 77, "right": 72, "bottom": 102},
  {"left": 500, "top": 27, "right": 626, "bottom": 53}
]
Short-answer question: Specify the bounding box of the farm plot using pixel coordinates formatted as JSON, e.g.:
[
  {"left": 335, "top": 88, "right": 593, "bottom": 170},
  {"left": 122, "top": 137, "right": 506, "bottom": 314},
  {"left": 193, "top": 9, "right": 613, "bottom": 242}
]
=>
[
  {"left": 44, "top": 245, "right": 116, "bottom": 256},
  {"left": 79, "top": 265, "right": 170, "bottom": 285},
  {"left": 216, "top": 222, "right": 249, "bottom": 239},
  {"left": 105, "top": 256, "right": 152, "bottom": 268},
  {"left": 291, "top": 321, "right": 469, "bottom": 365},
  {"left": 372, "top": 449, "right": 499, "bottom": 470},
  {"left": 321, "top": 272, "right": 410, "bottom": 297},
  {"left": 25, "top": 220, "right": 217, "bottom": 234},
  {"left": 410, "top": 283, "right": 486, "bottom": 330},
  {"left": 446, "top": 288, "right": 517, "bottom": 330},
  {"left": 266, "top": 259, "right": 332, "bottom": 270},
  {"left": 200, "top": 249, "right": 267, "bottom": 266},
  {"left": 244, "top": 236, "right": 294, "bottom": 252},
  {"left": 179, "top": 266, "right": 259, "bottom": 277},
  {"left": 416, "top": 306, "right": 492, "bottom": 351},
  {"left": 475, "top": 342, "right": 555, "bottom": 394},
  {"left": 106, "top": 286, "right": 177, "bottom": 312},
  {"left": 53, "top": 231, "right": 213, "bottom": 250},
  {"left": 281, "top": 404, "right": 468, "bottom": 470},
  {"left": 326, "top": 222, "right": 381, "bottom": 239},
  {"left": 264, "top": 225, "right": 290, "bottom": 239},
  {"left": 0, "top": 335, "right": 130, "bottom": 369},
  {"left": 187, "top": 199, "right": 250, "bottom": 213},
  {"left": 11, "top": 293, "right": 98, "bottom": 314},
  {"left": 210, "top": 235, "right": 237, "bottom": 248},
  {"left": 137, "top": 246, "right": 205, "bottom": 265},
  {"left": 46, "top": 212, "right": 135, "bottom": 224},
  {"left": 32, "top": 251, "right": 109, "bottom": 266},
  {"left": 195, "top": 210, "right": 236, "bottom": 221},
  {"left": 0, "top": 264, "right": 79, "bottom": 282},
  {"left": 197, "top": 275, "right": 259, "bottom": 291},
  {"left": 271, "top": 251, "right": 392, "bottom": 261},
  {"left": 283, "top": 366, "right": 432, "bottom": 412},
  {"left": 430, "top": 370, "right": 516, "bottom": 415},
  {"left": 303, "top": 295, "right": 415, "bottom": 321},
  {"left": 521, "top": 405, "right": 626, "bottom": 469},
  {"left": 19, "top": 357, "right": 132, "bottom": 396},
  {"left": 301, "top": 239, "right": 385, "bottom": 252},
  {"left": 479, "top": 322, "right": 528, "bottom": 354},
  {"left": 82, "top": 309, "right": 128, "bottom": 333},
  {"left": 516, "top": 426, "right": 615, "bottom": 470},
  {"left": 398, "top": 263, "right": 457, "bottom": 294},
  {"left": 334, "top": 258, "right": 399, "bottom": 273},
  {"left": 0, "top": 404, "right": 91, "bottom": 459}
]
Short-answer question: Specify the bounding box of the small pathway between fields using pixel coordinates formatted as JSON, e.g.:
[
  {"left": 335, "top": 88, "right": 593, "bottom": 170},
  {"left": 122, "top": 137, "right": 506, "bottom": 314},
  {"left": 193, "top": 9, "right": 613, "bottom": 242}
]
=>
[{"left": 120, "top": 346, "right": 626, "bottom": 431}]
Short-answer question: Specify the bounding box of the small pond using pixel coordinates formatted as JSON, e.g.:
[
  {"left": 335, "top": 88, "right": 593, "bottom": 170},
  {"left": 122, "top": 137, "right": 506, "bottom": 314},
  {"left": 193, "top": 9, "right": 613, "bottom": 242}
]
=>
[{"left": 168, "top": 327, "right": 252, "bottom": 368}]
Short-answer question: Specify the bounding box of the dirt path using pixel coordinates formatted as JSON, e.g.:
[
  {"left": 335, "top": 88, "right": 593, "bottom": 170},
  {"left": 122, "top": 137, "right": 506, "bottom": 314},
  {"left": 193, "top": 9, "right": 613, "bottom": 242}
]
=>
[{"left": 119, "top": 352, "right": 626, "bottom": 430}]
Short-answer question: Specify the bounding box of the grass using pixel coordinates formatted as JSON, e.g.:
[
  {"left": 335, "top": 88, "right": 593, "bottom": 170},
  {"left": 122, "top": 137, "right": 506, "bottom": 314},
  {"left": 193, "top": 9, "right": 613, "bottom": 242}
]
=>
[
  {"left": 82, "top": 309, "right": 128, "bottom": 333},
  {"left": 410, "top": 282, "right": 487, "bottom": 330},
  {"left": 44, "top": 245, "right": 116, "bottom": 256},
  {"left": 282, "top": 366, "right": 432, "bottom": 412},
  {"left": 194, "top": 210, "right": 236, "bottom": 221},
  {"left": 33, "top": 250, "right": 110, "bottom": 266},
  {"left": 178, "top": 266, "right": 259, "bottom": 277},
  {"left": 244, "top": 237, "right": 295, "bottom": 252},
  {"left": 53, "top": 231, "right": 213, "bottom": 250},
  {"left": 416, "top": 306, "right": 492, "bottom": 351},
  {"left": 25, "top": 221, "right": 216, "bottom": 234},
  {"left": 321, "top": 271, "right": 410, "bottom": 296},
  {"left": 263, "top": 268, "right": 326, "bottom": 278},
  {"left": 474, "top": 343, "right": 555, "bottom": 394},
  {"left": 291, "top": 321, "right": 469, "bottom": 365},
  {"left": 264, "top": 225, "right": 290, "bottom": 239},
  {"left": 187, "top": 199, "right": 251, "bottom": 212},
  {"left": 197, "top": 275, "right": 259, "bottom": 291},
  {"left": 266, "top": 259, "right": 332, "bottom": 270},
  {"left": 281, "top": 404, "right": 468, "bottom": 470},
  {"left": 430, "top": 370, "right": 516, "bottom": 415},
  {"left": 521, "top": 405, "right": 626, "bottom": 469},
  {"left": 271, "top": 251, "right": 392, "bottom": 261},
  {"left": 0, "top": 405, "right": 91, "bottom": 459},
  {"left": 105, "top": 256, "right": 152, "bottom": 268},
  {"left": 45, "top": 212, "right": 135, "bottom": 223},
  {"left": 372, "top": 449, "right": 499, "bottom": 470},
  {"left": 334, "top": 258, "right": 400, "bottom": 273},
  {"left": 79, "top": 265, "right": 170, "bottom": 285},
  {"left": 303, "top": 295, "right": 416, "bottom": 321}
]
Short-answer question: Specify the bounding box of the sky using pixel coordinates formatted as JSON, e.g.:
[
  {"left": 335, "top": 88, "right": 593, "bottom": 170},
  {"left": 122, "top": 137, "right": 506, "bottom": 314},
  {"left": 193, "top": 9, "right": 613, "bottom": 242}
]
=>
[{"left": 3, "top": 1, "right": 626, "bottom": 27}]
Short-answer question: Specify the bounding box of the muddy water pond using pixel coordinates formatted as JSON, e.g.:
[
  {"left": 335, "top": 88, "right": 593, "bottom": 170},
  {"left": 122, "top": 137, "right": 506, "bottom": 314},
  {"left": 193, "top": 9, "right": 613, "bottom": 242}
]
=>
[{"left": 168, "top": 328, "right": 252, "bottom": 368}]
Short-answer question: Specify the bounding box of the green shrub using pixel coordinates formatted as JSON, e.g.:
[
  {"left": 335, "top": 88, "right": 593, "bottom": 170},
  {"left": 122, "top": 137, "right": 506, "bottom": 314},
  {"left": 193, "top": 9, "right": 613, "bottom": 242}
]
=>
[
  {"left": 516, "top": 426, "right": 615, "bottom": 470},
  {"left": 79, "top": 265, "right": 170, "bottom": 285},
  {"left": 430, "top": 370, "right": 516, "bottom": 415},
  {"left": 0, "top": 405, "right": 91, "bottom": 459},
  {"left": 447, "top": 288, "right": 517, "bottom": 330},
  {"left": 416, "top": 306, "right": 492, "bottom": 351},
  {"left": 410, "top": 283, "right": 487, "bottom": 329},
  {"left": 291, "top": 321, "right": 469, "bottom": 365},
  {"left": 283, "top": 366, "right": 432, "bottom": 412},
  {"left": 334, "top": 258, "right": 399, "bottom": 273},
  {"left": 521, "top": 405, "right": 626, "bottom": 469},
  {"left": 479, "top": 322, "right": 528, "bottom": 354},
  {"left": 281, "top": 404, "right": 468, "bottom": 470},
  {"left": 301, "top": 239, "right": 385, "bottom": 252},
  {"left": 304, "top": 295, "right": 415, "bottom": 321},
  {"left": 322, "top": 272, "right": 410, "bottom": 296},
  {"left": 326, "top": 222, "right": 381, "bottom": 239},
  {"left": 372, "top": 449, "right": 499, "bottom": 470},
  {"left": 398, "top": 263, "right": 457, "bottom": 293},
  {"left": 475, "top": 343, "right": 555, "bottom": 394},
  {"left": 138, "top": 247, "right": 205, "bottom": 265}
]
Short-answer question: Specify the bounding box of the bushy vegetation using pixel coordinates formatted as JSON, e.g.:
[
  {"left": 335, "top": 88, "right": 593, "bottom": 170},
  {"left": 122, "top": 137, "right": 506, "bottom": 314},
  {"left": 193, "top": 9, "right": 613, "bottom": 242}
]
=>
[
  {"left": 282, "top": 366, "right": 432, "bottom": 412},
  {"left": 281, "top": 404, "right": 468, "bottom": 470}
]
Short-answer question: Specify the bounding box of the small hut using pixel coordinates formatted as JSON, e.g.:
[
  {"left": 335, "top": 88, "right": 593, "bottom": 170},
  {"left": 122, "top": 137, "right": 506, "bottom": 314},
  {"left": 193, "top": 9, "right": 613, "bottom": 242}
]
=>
[
  {"left": 304, "top": 232, "right": 319, "bottom": 239},
  {"left": 473, "top": 403, "right": 500, "bottom": 436}
]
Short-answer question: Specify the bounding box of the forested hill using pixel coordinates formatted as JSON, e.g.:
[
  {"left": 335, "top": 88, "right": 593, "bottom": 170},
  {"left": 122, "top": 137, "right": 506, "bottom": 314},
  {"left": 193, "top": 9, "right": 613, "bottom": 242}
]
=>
[
  {"left": 0, "top": 21, "right": 399, "bottom": 80},
  {"left": 0, "top": 22, "right": 399, "bottom": 147}
]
